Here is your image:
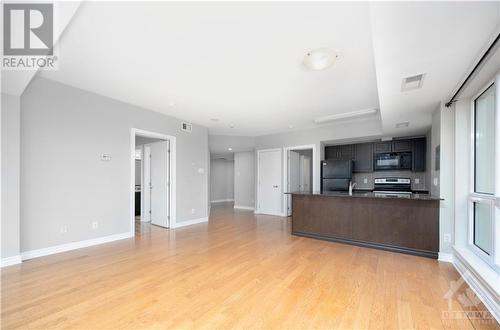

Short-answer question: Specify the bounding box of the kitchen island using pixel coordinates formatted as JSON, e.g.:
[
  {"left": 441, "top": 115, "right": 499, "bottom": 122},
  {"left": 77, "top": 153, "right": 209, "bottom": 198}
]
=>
[{"left": 288, "top": 191, "right": 441, "bottom": 258}]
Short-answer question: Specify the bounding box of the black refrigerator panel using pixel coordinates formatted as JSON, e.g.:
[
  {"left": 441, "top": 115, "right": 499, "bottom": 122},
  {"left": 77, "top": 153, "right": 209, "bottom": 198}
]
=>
[
  {"left": 321, "top": 179, "right": 350, "bottom": 192},
  {"left": 321, "top": 160, "right": 352, "bottom": 179}
]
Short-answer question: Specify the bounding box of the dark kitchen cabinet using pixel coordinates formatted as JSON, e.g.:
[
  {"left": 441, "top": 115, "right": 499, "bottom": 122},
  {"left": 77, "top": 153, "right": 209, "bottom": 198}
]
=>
[
  {"left": 353, "top": 143, "right": 373, "bottom": 172},
  {"left": 412, "top": 138, "right": 426, "bottom": 172},
  {"left": 325, "top": 145, "right": 354, "bottom": 161},
  {"left": 374, "top": 141, "right": 392, "bottom": 153},
  {"left": 392, "top": 139, "right": 412, "bottom": 152}
]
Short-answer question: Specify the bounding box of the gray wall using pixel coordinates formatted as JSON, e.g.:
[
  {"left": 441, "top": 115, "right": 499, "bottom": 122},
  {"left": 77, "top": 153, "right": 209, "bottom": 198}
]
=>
[
  {"left": 20, "top": 77, "right": 209, "bottom": 252},
  {"left": 1, "top": 93, "right": 21, "bottom": 258},
  {"left": 210, "top": 158, "right": 234, "bottom": 202},
  {"left": 234, "top": 151, "right": 255, "bottom": 208}
]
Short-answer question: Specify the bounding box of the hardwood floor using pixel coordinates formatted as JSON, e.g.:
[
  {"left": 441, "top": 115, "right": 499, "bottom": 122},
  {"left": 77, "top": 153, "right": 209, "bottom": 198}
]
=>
[{"left": 2, "top": 204, "right": 498, "bottom": 329}]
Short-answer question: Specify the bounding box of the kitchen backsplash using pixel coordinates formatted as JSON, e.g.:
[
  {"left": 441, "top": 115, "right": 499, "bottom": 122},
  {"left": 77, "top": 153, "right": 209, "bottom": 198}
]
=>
[{"left": 353, "top": 171, "right": 427, "bottom": 191}]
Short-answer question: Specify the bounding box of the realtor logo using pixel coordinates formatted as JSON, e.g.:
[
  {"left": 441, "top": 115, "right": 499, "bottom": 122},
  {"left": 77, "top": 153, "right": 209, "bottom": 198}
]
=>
[{"left": 3, "top": 3, "right": 53, "bottom": 55}]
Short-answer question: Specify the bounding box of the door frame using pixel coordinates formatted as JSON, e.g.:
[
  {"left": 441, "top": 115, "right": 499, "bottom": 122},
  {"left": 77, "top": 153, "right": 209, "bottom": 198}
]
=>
[
  {"left": 130, "top": 128, "right": 176, "bottom": 234},
  {"left": 256, "top": 148, "right": 284, "bottom": 216},
  {"left": 283, "top": 144, "right": 316, "bottom": 216}
]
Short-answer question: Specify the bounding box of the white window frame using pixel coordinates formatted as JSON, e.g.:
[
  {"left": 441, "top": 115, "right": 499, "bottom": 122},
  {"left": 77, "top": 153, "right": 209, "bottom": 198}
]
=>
[{"left": 468, "top": 78, "right": 500, "bottom": 272}]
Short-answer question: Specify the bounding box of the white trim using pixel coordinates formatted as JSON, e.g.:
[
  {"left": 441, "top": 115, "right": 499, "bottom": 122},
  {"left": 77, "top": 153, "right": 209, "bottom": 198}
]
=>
[
  {"left": 233, "top": 205, "right": 255, "bottom": 211},
  {"left": 21, "top": 232, "right": 133, "bottom": 261},
  {"left": 453, "top": 247, "right": 500, "bottom": 323},
  {"left": 1, "top": 255, "right": 22, "bottom": 267},
  {"left": 131, "top": 128, "right": 176, "bottom": 231},
  {"left": 170, "top": 217, "right": 208, "bottom": 228},
  {"left": 283, "top": 144, "right": 316, "bottom": 216},
  {"left": 438, "top": 252, "right": 454, "bottom": 263},
  {"left": 256, "top": 148, "right": 283, "bottom": 216},
  {"left": 210, "top": 199, "right": 234, "bottom": 203}
]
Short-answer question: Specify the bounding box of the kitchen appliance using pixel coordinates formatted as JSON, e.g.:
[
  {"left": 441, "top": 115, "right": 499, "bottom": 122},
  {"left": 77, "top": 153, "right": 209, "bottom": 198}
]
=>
[
  {"left": 373, "top": 152, "right": 412, "bottom": 171},
  {"left": 321, "top": 159, "right": 352, "bottom": 192},
  {"left": 373, "top": 177, "right": 412, "bottom": 195}
]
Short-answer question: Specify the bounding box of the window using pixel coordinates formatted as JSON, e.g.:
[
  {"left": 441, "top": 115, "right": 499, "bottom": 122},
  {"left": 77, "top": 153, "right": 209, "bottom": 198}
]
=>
[{"left": 469, "top": 82, "right": 499, "bottom": 270}]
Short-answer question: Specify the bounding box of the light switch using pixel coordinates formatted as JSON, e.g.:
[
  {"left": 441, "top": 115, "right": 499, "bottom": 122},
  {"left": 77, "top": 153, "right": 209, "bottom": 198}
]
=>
[
  {"left": 100, "top": 154, "right": 111, "bottom": 161},
  {"left": 415, "top": 178, "right": 420, "bottom": 184}
]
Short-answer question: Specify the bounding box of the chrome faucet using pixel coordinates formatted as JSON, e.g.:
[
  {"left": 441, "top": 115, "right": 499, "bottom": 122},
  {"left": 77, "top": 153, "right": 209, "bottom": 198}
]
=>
[{"left": 349, "top": 181, "right": 357, "bottom": 196}]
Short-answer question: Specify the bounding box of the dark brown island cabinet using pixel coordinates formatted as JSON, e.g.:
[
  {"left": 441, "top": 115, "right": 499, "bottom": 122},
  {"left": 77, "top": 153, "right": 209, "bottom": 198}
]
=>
[{"left": 290, "top": 192, "right": 441, "bottom": 259}]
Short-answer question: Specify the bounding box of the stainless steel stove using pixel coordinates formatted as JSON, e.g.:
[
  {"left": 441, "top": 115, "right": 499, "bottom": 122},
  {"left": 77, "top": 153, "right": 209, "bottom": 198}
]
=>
[{"left": 373, "top": 178, "right": 412, "bottom": 195}]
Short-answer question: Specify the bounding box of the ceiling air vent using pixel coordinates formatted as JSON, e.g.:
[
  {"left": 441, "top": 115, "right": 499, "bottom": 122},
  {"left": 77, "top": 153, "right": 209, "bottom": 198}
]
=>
[
  {"left": 181, "top": 121, "right": 192, "bottom": 132},
  {"left": 401, "top": 73, "right": 425, "bottom": 92}
]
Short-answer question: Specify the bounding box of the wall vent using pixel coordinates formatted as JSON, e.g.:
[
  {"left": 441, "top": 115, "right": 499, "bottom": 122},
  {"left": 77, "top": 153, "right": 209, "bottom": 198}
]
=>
[
  {"left": 181, "top": 121, "right": 192, "bottom": 132},
  {"left": 401, "top": 73, "right": 425, "bottom": 91}
]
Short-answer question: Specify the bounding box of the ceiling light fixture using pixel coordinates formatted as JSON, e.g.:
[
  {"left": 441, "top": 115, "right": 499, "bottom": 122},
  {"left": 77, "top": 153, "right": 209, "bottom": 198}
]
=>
[
  {"left": 288, "top": 124, "right": 294, "bottom": 129},
  {"left": 168, "top": 102, "right": 176, "bottom": 107},
  {"left": 395, "top": 121, "right": 410, "bottom": 128},
  {"left": 228, "top": 148, "right": 233, "bottom": 151},
  {"left": 303, "top": 48, "right": 339, "bottom": 71},
  {"left": 314, "top": 108, "right": 378, "bottom": 124},
  {"left": 210, "top": 118, "right": 219, "bottom": 122},
  {"left": 229, "top": 123, "right": 235, "bottom": 128}
]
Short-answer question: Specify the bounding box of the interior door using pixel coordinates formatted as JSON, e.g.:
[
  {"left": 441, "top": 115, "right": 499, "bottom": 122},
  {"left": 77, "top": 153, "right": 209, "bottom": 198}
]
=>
[
  {"left": 150, "top": 140, "right": 170, "bottom": 228},
  {"left": 258, "top": 149, "right": 282, "bottom": 216},
  {"left": 287, "top": 150, "right": 301, "bottom": 216}
]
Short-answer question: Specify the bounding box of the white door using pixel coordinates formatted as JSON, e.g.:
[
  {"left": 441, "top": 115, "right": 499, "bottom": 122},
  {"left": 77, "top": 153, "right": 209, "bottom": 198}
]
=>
[
  {"left": 287, "top": 150, "right": 301, "bottom": 216},
  {"left": 258, "top": 149, "right": 282, "bottom": 216},
  {"left": 150, "top": 140, "right": 170, "bottom": 228},
  {"left": 300, "top": 154, "right": 312, "bottom": 192},
  {"left": 142, "top": 145, "right": 151, "bottom": 222}
]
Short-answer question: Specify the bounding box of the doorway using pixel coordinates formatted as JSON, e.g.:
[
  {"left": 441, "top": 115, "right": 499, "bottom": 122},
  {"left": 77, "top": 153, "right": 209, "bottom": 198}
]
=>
[
  {"left": 257, "top": 148, "right": 283, "bottom": 216},
  {"left": 131, "top": 129, "right": 176, "bottom": 235},
  {"left": 284, "top": 145, "right": 315, "bottom": 216}
]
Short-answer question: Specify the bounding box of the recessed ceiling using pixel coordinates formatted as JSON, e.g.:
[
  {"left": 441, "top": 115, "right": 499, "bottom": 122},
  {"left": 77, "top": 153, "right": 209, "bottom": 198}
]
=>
[{"left": 30, "top": 1, "right": 500, "bottom": 137}]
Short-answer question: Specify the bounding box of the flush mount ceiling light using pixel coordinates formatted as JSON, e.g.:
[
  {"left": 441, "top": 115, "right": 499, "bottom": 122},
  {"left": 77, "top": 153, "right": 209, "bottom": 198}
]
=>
[
  {"left": 228, "top": 148, "right": 233, "bottom": 151},
  {"left": 168, "top": 101, "right": 176, "bottom": 107},
  {"left": 401, "top": 73, "right": 425, "bottom": 92},
  {"left": 210, "top": 118, "right": 219, "bottom": 122},
  {"left": 229, "top": 123, "right": 235, "bottom": 128},
  {"left": 395, "top": 121, "right": 410, "bottom": 128},
  {"left": 303, "top": 48, "right": 339, "bottom": 71},
  {"left": 314, "top": 108, "right": 378, "bottom": 124}
]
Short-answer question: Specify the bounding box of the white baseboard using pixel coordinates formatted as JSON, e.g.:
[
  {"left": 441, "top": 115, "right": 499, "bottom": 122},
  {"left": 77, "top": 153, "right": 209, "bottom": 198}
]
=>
[
  {"left": 452, "top": 248, "right": 500, "bottom": 323},
  {"left": 21, "top": 232, "right": 133, "bottom": 261},
  {"left": 233, "top": 205, "right": 255, "bottom": 211},
  {"left": 210, "top": 199, "right": 234, "bottom": 203},
  {"left": 171, "top": 217, "right": 208, "bottom": 228},
  {"left": 1, "top": 255, "right": 22, "bottom": 268},
  {"left": 438, "top": 252, "right": 454, "bottom": 263}
]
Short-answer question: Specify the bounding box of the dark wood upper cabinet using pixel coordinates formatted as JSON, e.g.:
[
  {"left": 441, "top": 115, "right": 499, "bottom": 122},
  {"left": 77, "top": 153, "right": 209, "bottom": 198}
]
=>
[
  {"left": 412, "top": 138, "right": 426, "bottom": 172},
  {"left": 353, "top": 143, "right": 373, "bottom": 172},
  {"left": 326, "top": 137, "right": 426, "bottom": 173},
  {"left": 325, "top": 145, "right": 354, "bottom": 161},
  {"left": 374, "top": 141, "right": 392, "bottom": 153},
  {"left": 392, "top": 139, "right": 412, "bottom": 152}
]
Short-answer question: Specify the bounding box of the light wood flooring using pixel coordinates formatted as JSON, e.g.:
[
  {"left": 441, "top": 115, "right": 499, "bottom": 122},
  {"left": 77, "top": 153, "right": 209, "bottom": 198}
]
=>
[{"left": 1, "top": 203, "right": 498, "bottom": 329}]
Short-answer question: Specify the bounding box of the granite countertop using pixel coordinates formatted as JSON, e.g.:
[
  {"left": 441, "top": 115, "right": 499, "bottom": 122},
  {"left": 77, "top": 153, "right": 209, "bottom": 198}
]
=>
[{"left": 285, "top": 191, "right": 443, "bottom": 201}]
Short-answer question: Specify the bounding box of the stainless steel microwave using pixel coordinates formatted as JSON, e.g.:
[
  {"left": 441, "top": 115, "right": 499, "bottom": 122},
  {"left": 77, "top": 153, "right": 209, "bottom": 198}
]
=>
[{"left": 373, "top": 152, "right": 412, "bottom": 171}]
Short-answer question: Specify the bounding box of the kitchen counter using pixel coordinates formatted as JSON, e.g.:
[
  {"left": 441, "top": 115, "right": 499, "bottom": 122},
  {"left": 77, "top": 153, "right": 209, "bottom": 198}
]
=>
[
  {"left": 289, "top": 191, "right": 440, "bottom": 258},
  {"left": 285, "top": 191, "right": 442, "bottom": 201}
]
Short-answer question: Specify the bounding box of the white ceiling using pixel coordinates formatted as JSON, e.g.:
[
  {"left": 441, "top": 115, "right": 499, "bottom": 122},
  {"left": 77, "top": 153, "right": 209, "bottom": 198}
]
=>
[{"left": 16, "top": 1, "right": 500, "bottom": 137}]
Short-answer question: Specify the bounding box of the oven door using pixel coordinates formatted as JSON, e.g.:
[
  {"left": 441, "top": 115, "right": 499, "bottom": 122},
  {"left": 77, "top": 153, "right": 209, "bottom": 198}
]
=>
[{"left": 374, "top": 153, "right": 400, "bottom": 170}]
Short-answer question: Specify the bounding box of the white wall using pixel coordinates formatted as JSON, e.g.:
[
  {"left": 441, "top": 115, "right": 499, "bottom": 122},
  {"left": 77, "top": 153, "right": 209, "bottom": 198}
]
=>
[
  {"left": 1, "top": 93, "right": 21, "bottom": 259},
  {"left": 234, "top": 151, "right": 255, "bottom": 208},
  {"left": 210, "top": 158, "right": 234, "bottom": 202},
  {"left": 20, "top": 77, "right": 209, "bottom": 252}
]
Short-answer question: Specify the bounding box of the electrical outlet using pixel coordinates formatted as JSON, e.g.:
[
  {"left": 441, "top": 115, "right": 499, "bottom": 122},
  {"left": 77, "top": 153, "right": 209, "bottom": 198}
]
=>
[
  {"left": 444, "top": 233, "right": 451, "bottom": 243},
  {"left": 60, "top": 225, "right": 68, "bottom": 234},
  {"left": 191, "top": 208, "right": 196, "bottom": 214},
  {"left": 363, "top": 178, "right": 368, "bottom": 184},
  {"left": 92, "top": 221, "right": 99, "bottom": 230},
  {"left": 415, "top": 178, "right": 420, "bottom": 184},
  {"left": 433, "top": 177, "right": 438, "bottom": 186}
]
